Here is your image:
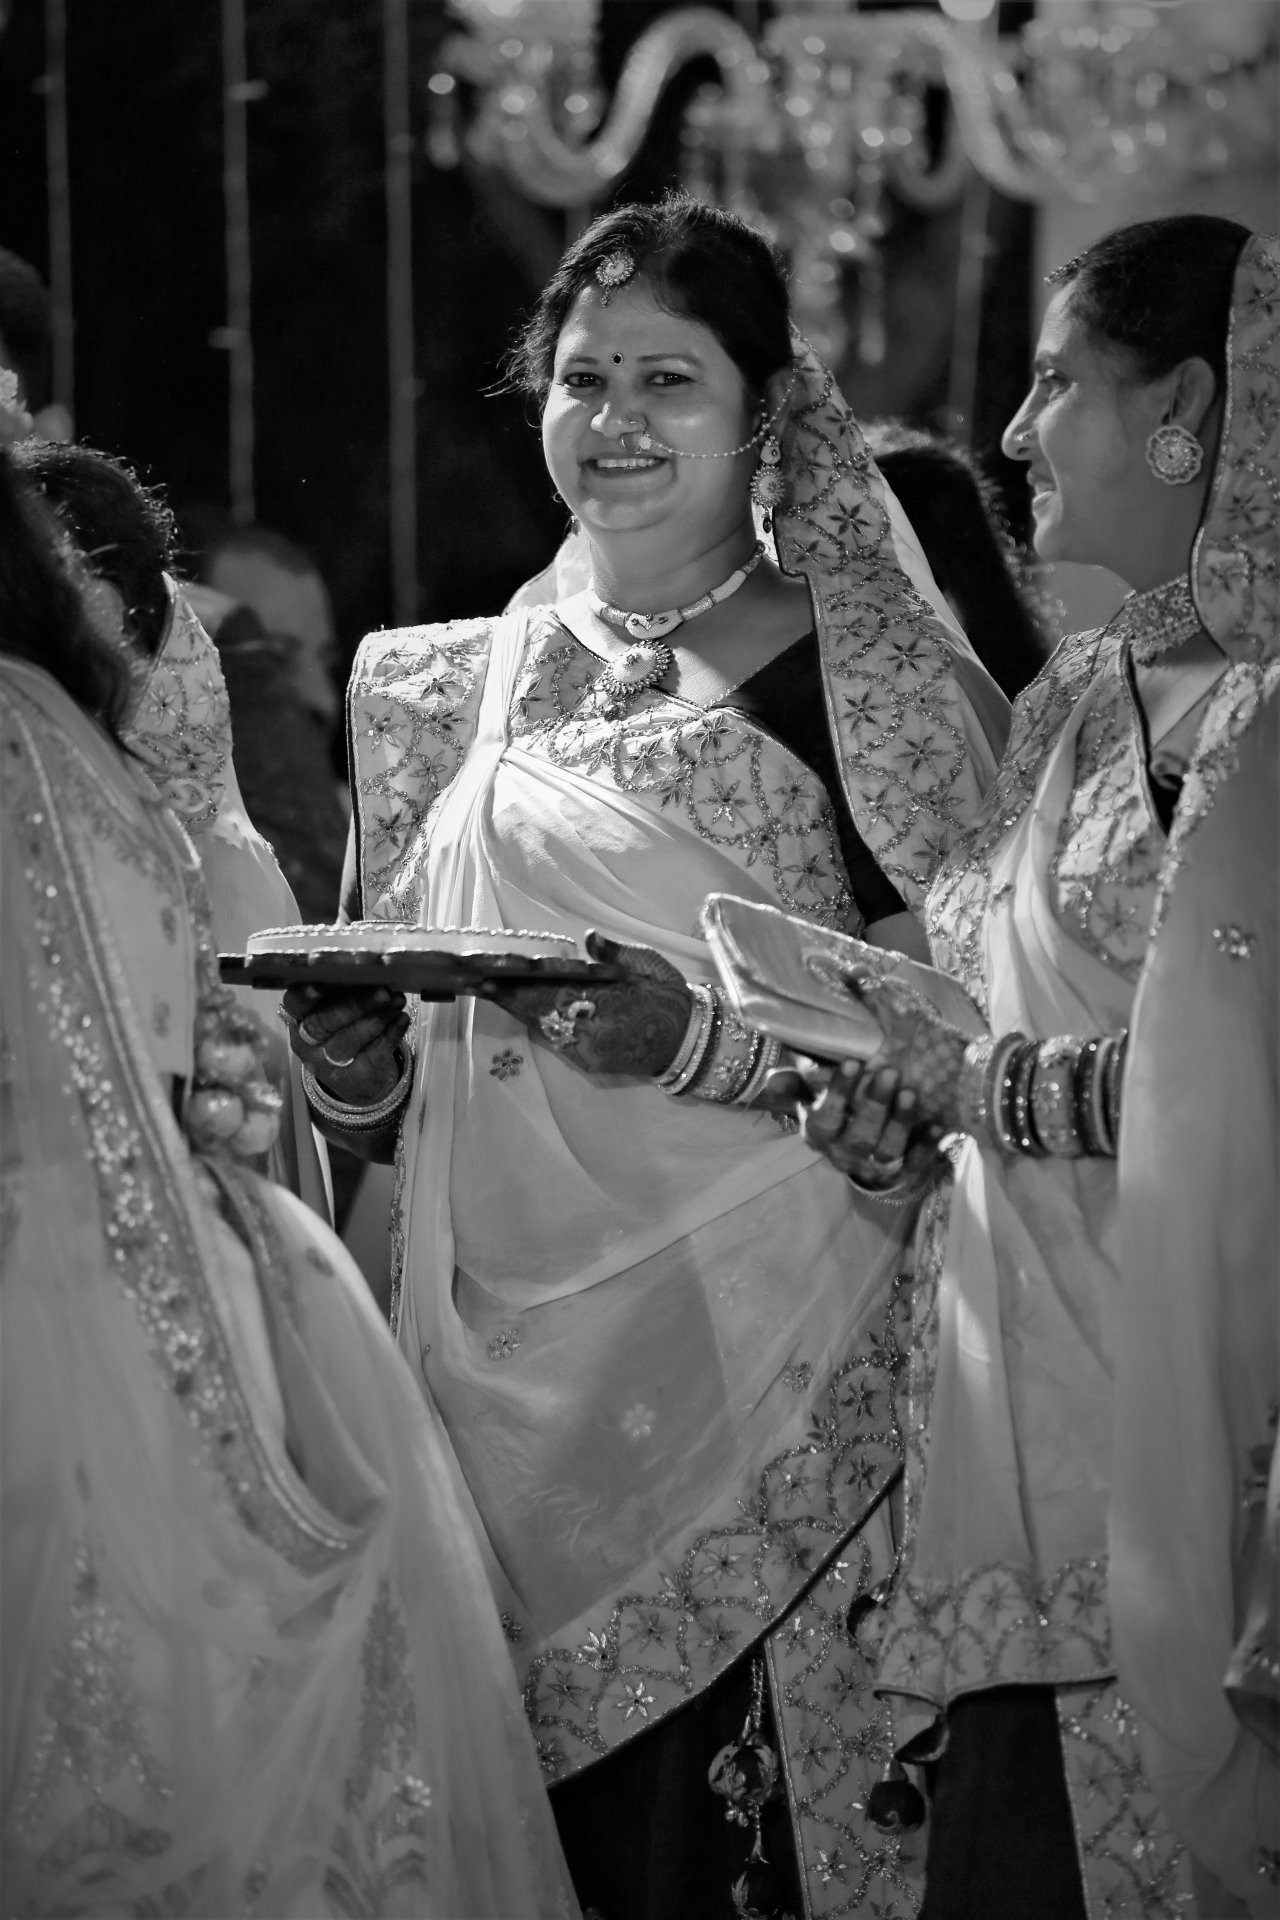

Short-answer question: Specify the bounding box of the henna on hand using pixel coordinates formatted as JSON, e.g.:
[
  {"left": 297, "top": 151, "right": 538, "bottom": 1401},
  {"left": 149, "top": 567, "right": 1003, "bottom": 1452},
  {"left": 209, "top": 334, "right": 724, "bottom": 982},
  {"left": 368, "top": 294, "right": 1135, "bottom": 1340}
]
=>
[
  {"left": 483, "top": 933, "right": 693, "bottom": 1079},
  {"left": 840, "top": 969, "right": 967, "bottom": 1132}
]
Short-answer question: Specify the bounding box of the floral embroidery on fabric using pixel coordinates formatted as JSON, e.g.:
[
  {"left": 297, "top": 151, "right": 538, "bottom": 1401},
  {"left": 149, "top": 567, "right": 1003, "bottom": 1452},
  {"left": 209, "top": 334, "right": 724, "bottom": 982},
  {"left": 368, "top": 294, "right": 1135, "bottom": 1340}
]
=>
[
  {"left": 509, "top": 608, "right": 859, "bottom": 933},
  {"left": 349, "top": 620, "right": 494, "bottom": 916},
  {"left": 1047, "top": 641, "right": 1166, "bottom": 980},
  {"left": 1153, "top": 658, "right": 1280, "bottom": 935},
  {"left": 1056, "top": 1685, "right": 1192, "bottom": 1917},
  {"left": 521, "top": 1277, "right": 911, "bottom": 1780},
  {"left": 489, "top": 1047, "right": 524, "bottom": 1079},
  {"left": 2, "top": 682, "right": 347, "bottom": 1574},
  {"left": 1193, "top": 236, "right": 1279, "bottom": 673},
  {"left": 14, "top": 1543, "right": 168, "bottom": 1837},
  {"left": 324, "top": 1581, "right": 433, "bottom": 1915},
  {"left": 925, "top": 629, "right": 1102, "bottom": 1013},
  {"left": 875, "top": 1177, "right": 1112, "bottom": 1706},
  {"left": 488, "top": 1328, "right": 521, "bottom": 1362},
  {"left": 124, "top": 588, "right": 232, "bottom": 832},
  {"left": 773, "top": 337, "right": 996, "bottom": 917},
  {"left": 766, "top": 1502, "right": 926, "bottom": 1918}
]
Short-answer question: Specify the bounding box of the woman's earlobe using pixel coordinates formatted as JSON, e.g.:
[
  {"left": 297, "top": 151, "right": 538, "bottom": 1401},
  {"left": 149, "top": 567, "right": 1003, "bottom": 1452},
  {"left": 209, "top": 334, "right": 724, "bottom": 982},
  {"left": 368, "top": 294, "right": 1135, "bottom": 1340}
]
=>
[{"left": 1168, "top": 356, "right": 1218, "bottom": 435}]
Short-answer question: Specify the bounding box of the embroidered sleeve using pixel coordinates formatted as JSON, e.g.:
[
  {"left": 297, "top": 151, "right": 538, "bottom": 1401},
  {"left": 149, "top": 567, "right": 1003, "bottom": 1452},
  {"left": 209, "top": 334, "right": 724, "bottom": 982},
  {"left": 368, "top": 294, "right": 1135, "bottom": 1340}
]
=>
[{"left": 348, "top": 619, "right": 494, "bottom": 917}]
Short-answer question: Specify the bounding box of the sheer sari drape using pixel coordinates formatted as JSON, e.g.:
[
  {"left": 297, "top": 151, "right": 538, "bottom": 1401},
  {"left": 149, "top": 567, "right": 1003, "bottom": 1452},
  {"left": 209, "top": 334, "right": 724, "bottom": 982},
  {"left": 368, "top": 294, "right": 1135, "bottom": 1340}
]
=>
[{"left": 1, "top": 659, "right": 576, "bottom": 1919}]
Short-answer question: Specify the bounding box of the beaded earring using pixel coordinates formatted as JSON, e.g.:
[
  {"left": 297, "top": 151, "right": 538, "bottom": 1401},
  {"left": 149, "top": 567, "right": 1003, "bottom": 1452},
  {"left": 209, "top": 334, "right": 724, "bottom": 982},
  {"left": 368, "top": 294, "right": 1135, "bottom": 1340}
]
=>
[
  {"left": 1146, "top": 421, "right": 1204, "bottom": 485},
  {"left": 749, "top": 432, "right": 785, "bottom": 530}
]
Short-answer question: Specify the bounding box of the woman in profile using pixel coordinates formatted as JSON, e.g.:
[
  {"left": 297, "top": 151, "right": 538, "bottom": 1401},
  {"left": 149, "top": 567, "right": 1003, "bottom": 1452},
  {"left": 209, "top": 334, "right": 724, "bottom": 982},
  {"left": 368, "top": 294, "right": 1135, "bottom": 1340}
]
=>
[
  {"left": 0, "top": 434, "right": 576, "bottom": 1919},
  {"left": 800, "top": 218, "right": 1278, "bottom": 1917}
]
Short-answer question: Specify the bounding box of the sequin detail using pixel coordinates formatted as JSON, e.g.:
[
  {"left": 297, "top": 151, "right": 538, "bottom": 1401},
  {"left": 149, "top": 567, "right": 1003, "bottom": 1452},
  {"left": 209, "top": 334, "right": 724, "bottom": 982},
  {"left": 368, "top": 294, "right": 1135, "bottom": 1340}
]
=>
[
  {"left": 349, "top": 620, "right": 493, "bottom": 915},
  {"left": 2, "top": 680, "right": 349, "bottom": 1574},
  {"left": 1056, "top": 1685, "right": 1192, "bottom": 1916},
  {"left": 926, "top": 629, "right": 1102, "bottom": 1013},
  {"left": 774, "top": 340, "right": 998, "bottom": 917},
  {"left": 1193, "top": 236, "right": 1279, "bottom": 674},
  {"left": 927, "top": 628, "right": 1167, "bottom": 1009},
  {"left": 324, "top": 1582, "right": 433, "bottom": 1912},
  {"left": 124, "top": 587, "right": 232, "bottom": 831},
  {"left": 505, "top": 609, "right": 859, "bottom": 933},
  {"left": 1214, "top": 923, "right": 1258, "bottom": 959},
  {"left": 521, "top": 1276, "right": 911, "bottom": 1780},
  {"left": 15, "top": 1543, "right": 168, "bottom": 1838},
  {"left": 766, "top": 1502, "right": 926, "bottom": 1917}
]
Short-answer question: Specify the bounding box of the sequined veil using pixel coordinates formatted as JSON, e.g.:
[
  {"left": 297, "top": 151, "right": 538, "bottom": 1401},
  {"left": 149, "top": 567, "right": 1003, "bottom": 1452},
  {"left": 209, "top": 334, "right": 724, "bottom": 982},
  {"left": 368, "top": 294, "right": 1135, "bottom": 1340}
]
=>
[
  {"left": 347, "top": 341, "right": 1008, "bottom": 1912},
  {"left": 1, "top": 657, "right": 577, "bottom": 1918},
  {"left": 871, "top": 232, "right": 1278, "bottom": 1915},
  {"left": 123, "top": 580, "right": 329, "bottom": 1214}
]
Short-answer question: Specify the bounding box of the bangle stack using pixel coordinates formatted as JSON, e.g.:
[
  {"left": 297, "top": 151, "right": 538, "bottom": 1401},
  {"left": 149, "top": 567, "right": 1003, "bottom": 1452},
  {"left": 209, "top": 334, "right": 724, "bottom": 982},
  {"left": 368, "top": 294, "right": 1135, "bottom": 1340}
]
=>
[
  {"left": 1031, "top": 1038, "right": 1085, "bottom": 1157},
  {"left": 653, "top": 984, "right": 779, "bottom": 1108},
  {"left": 654, "top": 984, "right": 718, "bottom": 1096},
  {"left": 302, "top": 1046, "right": 415, "bottom": 1134},
  {"left": 959, "top": 1028, "right": 1127, "bottom": 1159}
]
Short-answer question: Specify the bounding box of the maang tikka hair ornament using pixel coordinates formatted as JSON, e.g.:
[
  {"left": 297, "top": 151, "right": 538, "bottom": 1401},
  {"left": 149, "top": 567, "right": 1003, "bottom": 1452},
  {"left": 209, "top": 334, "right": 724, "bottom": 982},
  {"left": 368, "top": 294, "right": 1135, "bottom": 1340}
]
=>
[{"left": 596, "top": 250, "right": 637, "bottom": 306}]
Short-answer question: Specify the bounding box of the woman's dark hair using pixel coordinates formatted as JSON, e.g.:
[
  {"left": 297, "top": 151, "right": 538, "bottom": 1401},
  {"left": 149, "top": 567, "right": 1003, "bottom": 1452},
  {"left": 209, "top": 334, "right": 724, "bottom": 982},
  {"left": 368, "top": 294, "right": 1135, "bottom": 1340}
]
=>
[
  {"left": 0, "top": 451, "right": 135, "bottom": 740},
  {"left": 506, "top": 195, "right": 792, "bottom": 405},
  {"left": 1047, "top": 214, "right": 1248, "bottom": 387},
  {"left": 11, "top": 440, "right": 177, "bottom": 658},
  {"left": 865, "top": 424, "right": 1049, "bottom": 701}
]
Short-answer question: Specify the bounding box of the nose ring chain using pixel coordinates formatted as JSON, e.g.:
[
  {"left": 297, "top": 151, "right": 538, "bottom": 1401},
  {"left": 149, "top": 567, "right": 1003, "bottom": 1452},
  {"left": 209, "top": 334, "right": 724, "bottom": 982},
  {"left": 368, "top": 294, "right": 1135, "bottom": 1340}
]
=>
[{"left": 626, "top": 372, "right": 797, "bottom": 462}]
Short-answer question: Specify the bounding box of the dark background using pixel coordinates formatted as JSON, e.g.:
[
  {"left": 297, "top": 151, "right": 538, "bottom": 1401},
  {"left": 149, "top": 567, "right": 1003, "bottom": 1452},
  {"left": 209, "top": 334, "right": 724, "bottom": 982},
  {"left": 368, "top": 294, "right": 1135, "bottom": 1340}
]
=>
[{"left": 1, "top": 0, "right": 1033, "bottom": 673}]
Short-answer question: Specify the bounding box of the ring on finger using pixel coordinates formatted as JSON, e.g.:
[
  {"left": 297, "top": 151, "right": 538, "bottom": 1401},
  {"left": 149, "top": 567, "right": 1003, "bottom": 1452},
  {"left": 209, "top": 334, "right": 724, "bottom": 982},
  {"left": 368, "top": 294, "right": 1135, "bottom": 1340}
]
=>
[
  {"left": 539, "top": 998, "right": 596, "bottom": 1051},
  {"left": 321, "top": 1040, "right": 354, "bottom": 1069}
]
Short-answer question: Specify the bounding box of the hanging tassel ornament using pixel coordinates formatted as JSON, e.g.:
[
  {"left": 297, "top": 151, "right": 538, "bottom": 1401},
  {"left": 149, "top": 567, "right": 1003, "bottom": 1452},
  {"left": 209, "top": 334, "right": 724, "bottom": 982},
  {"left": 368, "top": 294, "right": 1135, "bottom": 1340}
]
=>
[
  {"left": 708, "top": 1656, "right": 780, "bottom": 1865},
  {"left": 750, "top": 433, "right": 785, "bottom": 532},
  {"left": 865, "top": 1757, "right": 927, "bottom": 1834}
]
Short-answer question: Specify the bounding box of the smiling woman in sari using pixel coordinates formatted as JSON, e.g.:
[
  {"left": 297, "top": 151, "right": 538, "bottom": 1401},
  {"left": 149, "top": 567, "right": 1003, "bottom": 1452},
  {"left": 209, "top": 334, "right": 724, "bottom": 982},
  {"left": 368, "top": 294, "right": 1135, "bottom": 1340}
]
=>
[{"left": 283, "top": 196, "right": 1009, "bottom": 1917}]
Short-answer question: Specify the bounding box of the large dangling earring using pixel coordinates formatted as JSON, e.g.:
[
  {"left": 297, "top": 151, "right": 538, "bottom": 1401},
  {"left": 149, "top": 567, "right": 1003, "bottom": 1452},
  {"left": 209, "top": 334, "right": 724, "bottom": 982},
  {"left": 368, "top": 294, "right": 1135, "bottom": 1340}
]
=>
[
  {"left": 1146, "top": 422, "right": 1204, "bottom": 486},
  {"left": 750, "top": 432, "right": 785, "bottom": 532}
]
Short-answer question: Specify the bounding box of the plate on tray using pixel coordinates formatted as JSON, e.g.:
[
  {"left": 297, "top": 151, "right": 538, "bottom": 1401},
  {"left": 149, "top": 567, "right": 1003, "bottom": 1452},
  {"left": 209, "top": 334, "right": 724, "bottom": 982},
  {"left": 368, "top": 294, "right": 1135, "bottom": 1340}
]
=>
[{"left": 219, "top": 930, "right": 620, "bottom": 999}]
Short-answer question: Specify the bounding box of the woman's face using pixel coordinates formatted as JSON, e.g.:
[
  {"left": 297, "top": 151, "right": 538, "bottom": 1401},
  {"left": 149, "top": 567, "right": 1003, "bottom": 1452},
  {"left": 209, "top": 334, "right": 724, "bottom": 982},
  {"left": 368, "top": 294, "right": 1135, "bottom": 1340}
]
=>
[
  {"left": 542, "top": 280, "right": 757, "bottom": 548},
  {"left": 1002, "top": 287, "right": 1160, "bottom": 574}
]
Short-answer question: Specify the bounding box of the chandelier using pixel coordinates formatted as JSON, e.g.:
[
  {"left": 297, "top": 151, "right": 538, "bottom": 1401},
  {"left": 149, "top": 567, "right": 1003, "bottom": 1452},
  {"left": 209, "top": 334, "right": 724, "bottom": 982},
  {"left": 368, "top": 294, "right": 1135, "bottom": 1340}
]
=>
[{"left": 427, "top": 1, "right": 1278, "bottom": 365}]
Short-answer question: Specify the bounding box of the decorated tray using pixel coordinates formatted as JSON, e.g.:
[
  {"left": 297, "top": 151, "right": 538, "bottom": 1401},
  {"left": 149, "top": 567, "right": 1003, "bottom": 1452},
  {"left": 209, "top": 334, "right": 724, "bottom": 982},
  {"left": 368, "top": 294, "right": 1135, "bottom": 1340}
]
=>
[{"left": 218, "top": 923, "right": 620, "bottom": 1000}]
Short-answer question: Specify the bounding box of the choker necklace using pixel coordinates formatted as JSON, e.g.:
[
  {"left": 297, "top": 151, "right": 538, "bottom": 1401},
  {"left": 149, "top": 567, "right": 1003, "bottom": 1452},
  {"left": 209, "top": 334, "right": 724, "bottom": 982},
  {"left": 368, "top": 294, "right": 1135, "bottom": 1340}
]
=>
[
  {"left": 1113, "top": 576, "right": 1205, "bottom": 665},
  {"left": 589, "top": 543, "right": 766, "bottom": 644}
]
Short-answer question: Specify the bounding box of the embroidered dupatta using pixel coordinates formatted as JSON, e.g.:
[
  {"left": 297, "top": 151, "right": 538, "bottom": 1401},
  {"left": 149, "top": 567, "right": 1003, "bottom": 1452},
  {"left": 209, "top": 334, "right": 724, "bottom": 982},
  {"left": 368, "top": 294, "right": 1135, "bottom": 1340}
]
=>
[
  {"left": 124, "top": 583, "right": 329, "bottom": 1214},
  {"left": 1, "top": 659, "right": 576, "bottom": 1919}
]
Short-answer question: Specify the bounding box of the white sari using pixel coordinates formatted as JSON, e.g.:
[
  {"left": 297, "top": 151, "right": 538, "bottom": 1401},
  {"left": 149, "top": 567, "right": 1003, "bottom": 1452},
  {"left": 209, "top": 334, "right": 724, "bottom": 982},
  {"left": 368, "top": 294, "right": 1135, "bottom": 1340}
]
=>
[
  {"left": 349, "top": 340, "right": 1009, "bottom": 1910},
  {"left": 876, "top": 233, "right": 1280, "bottom": 1916}
]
